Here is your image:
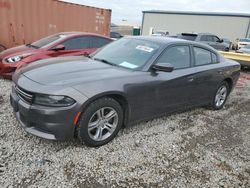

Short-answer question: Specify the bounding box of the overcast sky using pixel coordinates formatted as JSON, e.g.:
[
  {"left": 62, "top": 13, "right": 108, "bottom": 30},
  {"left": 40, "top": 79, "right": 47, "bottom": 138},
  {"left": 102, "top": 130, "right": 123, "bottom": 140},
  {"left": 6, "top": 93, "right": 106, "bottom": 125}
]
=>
[{"left": 62, "top": 0, "right": 250, "bottom": 24}]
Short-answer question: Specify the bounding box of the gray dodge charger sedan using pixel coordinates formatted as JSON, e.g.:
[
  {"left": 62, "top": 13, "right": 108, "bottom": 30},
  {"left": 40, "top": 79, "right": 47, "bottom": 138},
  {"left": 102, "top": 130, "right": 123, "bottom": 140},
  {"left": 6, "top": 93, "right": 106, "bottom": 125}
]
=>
[{"left": 10, "top": 36, "right": 241, "bottom": 147}]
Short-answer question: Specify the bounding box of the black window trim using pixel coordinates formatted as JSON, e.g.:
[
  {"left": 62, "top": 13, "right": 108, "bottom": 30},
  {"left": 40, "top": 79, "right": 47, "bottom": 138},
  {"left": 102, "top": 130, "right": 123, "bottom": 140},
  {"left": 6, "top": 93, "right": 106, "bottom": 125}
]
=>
[
  {"left": 192, "top": 45, "right": 219, "bottom": 67},
  {"left": 153, "top": 44, "right": 192, "bottom": 70}
]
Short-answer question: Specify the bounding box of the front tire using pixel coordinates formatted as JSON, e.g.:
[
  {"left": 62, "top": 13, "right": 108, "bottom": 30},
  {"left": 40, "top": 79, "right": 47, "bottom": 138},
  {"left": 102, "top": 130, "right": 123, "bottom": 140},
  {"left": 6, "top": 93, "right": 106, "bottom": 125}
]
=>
[
  {"left": 212, "top": 81, "right": 229, "bottom": 110},
  {"left": 77, "top": 97, "right": 123, "bottom": 147}
]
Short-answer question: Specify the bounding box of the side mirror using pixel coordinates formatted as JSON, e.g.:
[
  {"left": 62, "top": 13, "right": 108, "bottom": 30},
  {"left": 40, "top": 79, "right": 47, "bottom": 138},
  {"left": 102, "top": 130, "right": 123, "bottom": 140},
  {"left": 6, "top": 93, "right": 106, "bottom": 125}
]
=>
[
  {"left": 217, "top": 39, "right": 224, "bottom": 43},
  {"left": 152, "top": 63, "right": 174, "bottom": 72},
  {"left": 51, "top": 44, "right": 65, "bottom": 51}
]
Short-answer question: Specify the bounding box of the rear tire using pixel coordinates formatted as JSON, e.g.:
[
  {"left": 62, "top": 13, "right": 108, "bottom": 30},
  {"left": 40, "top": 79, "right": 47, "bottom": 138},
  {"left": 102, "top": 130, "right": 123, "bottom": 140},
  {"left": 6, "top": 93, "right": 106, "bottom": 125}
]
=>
[
  {"left": 211, "top": 81, "right": 229, "bottom": 110},
  {"left": 77, "top": 97, "right": 123, "bottom": 147}
]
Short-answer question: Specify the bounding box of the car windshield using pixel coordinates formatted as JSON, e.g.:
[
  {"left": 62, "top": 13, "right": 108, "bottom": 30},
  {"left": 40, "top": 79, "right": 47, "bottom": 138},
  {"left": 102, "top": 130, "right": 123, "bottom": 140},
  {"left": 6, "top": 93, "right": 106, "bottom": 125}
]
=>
[
  {"left": 92, "top": 38, "right": 161, "bottom": 70},
  {"left": 239, "top": 38, "right": 250, "bottom": 42},
  {"left": 31, "top": 34, "right": 68, "bottom": 48}
]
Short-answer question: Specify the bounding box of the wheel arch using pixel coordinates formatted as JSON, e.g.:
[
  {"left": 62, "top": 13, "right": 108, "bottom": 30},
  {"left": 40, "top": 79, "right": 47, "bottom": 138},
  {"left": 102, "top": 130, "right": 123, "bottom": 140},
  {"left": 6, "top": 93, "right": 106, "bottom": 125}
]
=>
[
  {"left": 79, "top": 91, "right": 131, "bottom": 128},
  {"left": 223, "top": 77, "right": 233, "bottom": 93}
]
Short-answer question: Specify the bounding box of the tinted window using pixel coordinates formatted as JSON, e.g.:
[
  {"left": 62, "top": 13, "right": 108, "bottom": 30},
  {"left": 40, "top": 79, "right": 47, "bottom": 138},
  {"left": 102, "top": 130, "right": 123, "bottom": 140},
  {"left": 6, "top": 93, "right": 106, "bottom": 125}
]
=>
[
  {"left": 63, "top": 36, "right": 91, "bottom": 50},
  {"left": 157, "top": 46, "right": 190, "bottom": 69},
  {"left": 212, "top": 36, "right": 220, "bottom": 42},
  {"left": 91, "top": 37, "right": 111, "bottom": 48},
  {"left": 194, "top": 47, "right": 216, "bottom": 66},
  {"left": 200, "top": 35, "right": 208, "bottom": 41},
  {"left": 178, "top": 34, "right": 197, "bottom": 41},
  {"left": 206, "top": 35, "right": 214, "bottom": 42}
]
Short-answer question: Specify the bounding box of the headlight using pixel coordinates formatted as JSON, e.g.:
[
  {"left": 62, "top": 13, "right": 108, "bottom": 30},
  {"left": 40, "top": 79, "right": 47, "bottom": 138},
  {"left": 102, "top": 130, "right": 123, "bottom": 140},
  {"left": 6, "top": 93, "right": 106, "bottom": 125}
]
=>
[
  {"left": 6, "top": 56, "right": 22, "bottom": 63},
  {"left": 5, "top": 53, "right": 32, "bottom": 63},
  {"left": 33, "top": 94, "right": 75, "bottom": 107}
]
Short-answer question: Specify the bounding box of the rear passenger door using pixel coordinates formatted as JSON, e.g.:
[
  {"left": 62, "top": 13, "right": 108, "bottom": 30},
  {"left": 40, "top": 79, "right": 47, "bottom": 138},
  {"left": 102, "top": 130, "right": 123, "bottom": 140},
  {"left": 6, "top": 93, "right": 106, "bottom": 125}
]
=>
[{"left": 187, "top": 46, "right": 223, "bottom": 104}]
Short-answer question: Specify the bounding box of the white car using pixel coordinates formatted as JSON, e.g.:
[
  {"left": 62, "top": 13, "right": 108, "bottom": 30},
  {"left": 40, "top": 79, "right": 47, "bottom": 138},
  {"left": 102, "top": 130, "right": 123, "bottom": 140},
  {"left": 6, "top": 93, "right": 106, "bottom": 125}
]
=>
[
  {"left": 237, "top": 44, "right": 250, "bottom": 54},
  {"left": 237, "top": 38, "right": 250, "bottom": 49},
  {"left": 151, "top": 30, "right": 169, "bottom": 36}
]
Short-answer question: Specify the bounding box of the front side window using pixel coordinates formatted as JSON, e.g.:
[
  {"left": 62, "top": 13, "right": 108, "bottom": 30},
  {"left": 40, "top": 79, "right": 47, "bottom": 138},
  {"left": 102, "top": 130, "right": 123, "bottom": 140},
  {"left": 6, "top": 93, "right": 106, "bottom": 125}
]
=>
[
  {"left": 63, "top": 37, "right": 91, "bottom": 50},
  {"left": 156, "top": 46, "right": 190, "bottom": 69},
  {"left": 206, "top": 35, "right": 214, "bottom": 42},
  {"left": 194, "top": 47, "right": 217, "bottom": 66},
  {"left": 211, "top": 36, "right": 220, "bottom": 42},
  {"left": 200, "top": 35, "right": 208, "bottom": 41}
]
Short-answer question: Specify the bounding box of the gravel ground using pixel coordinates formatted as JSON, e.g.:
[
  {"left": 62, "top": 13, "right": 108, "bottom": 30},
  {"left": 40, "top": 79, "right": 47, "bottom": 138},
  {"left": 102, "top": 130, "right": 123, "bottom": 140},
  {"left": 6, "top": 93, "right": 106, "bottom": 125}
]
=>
[{"left": 0, "top": 73, "right": 250, "bottom": 187}]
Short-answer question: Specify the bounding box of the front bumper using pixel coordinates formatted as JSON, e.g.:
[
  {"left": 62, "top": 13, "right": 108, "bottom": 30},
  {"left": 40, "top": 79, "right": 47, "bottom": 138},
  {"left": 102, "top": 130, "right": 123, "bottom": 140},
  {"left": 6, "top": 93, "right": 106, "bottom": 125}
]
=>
[
  {"left": 10, "top": 87, "right": 80, "bottom": 140},
  {"left": 0, "top": 61, "right": 17, "bottom": 79}
]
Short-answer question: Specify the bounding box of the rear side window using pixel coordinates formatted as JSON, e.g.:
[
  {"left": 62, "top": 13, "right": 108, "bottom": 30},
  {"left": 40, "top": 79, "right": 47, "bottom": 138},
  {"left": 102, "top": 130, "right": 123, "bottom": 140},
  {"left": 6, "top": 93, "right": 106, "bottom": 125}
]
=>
[
  {"left": 91, "top": 37, "right": 111, "bottom": 48},
  {"left": 194, "top": 47, "right": 218, "bottom": 66},
  {"left": 63, "top": 36, "right": 91, "bottom": 50},
  {"left": 157, "top": 45, "right": 190, "bottom": 69}
]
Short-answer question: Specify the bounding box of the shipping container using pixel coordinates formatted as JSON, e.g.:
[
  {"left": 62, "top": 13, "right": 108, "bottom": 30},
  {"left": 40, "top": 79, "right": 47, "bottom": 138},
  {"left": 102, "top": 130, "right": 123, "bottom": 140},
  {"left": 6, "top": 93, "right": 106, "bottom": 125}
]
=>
[{"left": 0, "top": 0, "right": 111, "bottom": 50}]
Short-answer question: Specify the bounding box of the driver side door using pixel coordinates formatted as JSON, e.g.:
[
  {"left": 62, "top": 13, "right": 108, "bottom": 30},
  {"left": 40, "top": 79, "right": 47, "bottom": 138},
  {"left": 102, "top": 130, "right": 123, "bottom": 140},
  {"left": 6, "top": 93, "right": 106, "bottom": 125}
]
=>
[
  {"left": 47, "top": 36, "right": 94, "bottom": 58},
  {"left": 151, "top": 45, "right": 195, "bottom": 114}
]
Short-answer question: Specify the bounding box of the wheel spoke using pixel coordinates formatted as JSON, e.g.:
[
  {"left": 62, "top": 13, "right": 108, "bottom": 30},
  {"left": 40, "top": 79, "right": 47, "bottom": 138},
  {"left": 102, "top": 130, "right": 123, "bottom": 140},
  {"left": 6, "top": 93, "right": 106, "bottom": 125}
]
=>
[
  {"left": 94, "top": 127, "right": 103, "bottom": 140},
  {"left": 105, "top": 123, "right": 113, "bottom": 133},
  {"left": 220, "top": 87, "right": 226, "bottom": 94},
  {"left": 88, "top": 121, "right": 99, "bottom": 131},
  {"left": 105, "top": 110, "right": 117, "bottom": 121},
  {"left": 97, "top": 108, "right": 104, "bottom": 119}
]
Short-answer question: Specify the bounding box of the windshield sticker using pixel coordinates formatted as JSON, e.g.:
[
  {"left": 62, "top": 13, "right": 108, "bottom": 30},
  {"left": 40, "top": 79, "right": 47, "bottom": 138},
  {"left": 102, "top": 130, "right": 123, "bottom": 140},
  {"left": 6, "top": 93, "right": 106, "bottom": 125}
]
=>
[
  {"left": 136, "top": 45, "right": 154, "bottom": 53},
  {"left": 120, "top": 61, "right": 138, "bottom": 69}
]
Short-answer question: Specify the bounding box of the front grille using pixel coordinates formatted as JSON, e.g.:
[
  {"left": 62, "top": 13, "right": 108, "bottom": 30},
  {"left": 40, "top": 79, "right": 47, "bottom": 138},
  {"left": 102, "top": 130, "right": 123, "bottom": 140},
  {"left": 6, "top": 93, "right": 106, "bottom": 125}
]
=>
[{"left": 15, "top": 86, "right": 33, "bottom": 104}]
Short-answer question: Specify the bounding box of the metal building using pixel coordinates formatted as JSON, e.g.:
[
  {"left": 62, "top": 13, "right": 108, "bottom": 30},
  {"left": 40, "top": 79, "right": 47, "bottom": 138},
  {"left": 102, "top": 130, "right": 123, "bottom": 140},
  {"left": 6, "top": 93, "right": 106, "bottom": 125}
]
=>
[{"left": 141, "top": 10, "right": 250, "bottom": 41}]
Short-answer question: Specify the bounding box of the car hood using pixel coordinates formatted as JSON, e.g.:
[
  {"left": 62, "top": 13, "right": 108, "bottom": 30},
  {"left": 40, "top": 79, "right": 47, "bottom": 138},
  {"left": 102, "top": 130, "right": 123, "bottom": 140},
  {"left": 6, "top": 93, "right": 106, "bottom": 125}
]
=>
[
  {"left": 20, "top": 56, "right": 133, "bottom": 86},
  {"left": 0, "top": 45, "right": 37, "bottom": 59}
]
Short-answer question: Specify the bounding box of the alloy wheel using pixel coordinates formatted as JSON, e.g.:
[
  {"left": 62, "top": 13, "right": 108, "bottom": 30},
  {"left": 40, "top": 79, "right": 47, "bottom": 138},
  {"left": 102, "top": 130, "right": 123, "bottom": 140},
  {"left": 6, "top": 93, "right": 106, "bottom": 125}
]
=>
[
  {"left": 87, "top": 107, "right": 118, "bottom": 141},
  {"left": 215, "top": 85, "right": 227, "bottom": 107}
]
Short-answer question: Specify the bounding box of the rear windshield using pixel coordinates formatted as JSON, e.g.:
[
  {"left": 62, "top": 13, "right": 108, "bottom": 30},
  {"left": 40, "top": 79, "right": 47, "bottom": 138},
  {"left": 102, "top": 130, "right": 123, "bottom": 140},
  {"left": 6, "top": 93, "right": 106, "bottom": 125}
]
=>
[{"left": 177, "top": 33, "right": 197, "bottom": 41}]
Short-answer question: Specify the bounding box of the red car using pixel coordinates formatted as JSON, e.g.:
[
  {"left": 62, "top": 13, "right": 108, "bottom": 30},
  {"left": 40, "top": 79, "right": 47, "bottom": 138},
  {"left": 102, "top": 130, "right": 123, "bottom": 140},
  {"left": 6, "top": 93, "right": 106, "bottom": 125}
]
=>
[{"left": 0, "top": 32, "right": 113, "bottom": 79}]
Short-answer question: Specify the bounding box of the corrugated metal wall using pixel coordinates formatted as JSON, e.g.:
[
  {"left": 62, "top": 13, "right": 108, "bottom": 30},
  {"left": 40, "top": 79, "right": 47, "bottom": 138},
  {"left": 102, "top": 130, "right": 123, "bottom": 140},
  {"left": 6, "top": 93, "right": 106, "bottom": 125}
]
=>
[
  {"left": 0, "top": 0, "right": 111, "bottom": 48},
  {"left": 142, "top": 12, "right": 250, "bottom": 41}
]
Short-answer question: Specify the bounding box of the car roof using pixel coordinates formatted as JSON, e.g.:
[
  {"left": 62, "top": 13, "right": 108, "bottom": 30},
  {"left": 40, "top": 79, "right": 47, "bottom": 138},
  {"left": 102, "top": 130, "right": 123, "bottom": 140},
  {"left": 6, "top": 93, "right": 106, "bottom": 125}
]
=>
[
  {"left": 180, "top": 32, "right": 217, "bottom": 36},
  {"left": 126, "top": 36, "right": 218, "bottom": 53}
]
